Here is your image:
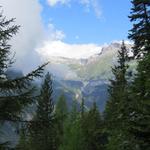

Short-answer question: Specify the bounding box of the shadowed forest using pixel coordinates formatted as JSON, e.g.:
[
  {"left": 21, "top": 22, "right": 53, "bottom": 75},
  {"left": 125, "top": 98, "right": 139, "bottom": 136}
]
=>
[{"left": 0, "top": 0, "right": 150, "bottom": 150}]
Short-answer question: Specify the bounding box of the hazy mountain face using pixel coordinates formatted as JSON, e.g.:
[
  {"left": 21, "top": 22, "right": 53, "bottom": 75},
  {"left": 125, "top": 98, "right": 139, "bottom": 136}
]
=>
[
  {"left": 44, "top": 42, "right": 134, "bottom": 111},
  {"left": 47, "top": 42, "right": 133, "bottom": 80}
]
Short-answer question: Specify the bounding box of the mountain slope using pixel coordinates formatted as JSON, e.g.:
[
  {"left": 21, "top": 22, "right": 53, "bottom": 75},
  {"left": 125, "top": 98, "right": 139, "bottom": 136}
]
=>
[{"left": 45, "top": 42, "right": 135, "bottom": 111}]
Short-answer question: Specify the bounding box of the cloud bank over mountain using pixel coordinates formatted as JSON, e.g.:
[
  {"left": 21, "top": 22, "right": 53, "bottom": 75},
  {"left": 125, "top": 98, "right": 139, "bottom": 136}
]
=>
[{"left": 36, "top": 40, "right": 102, "bottom": 59}]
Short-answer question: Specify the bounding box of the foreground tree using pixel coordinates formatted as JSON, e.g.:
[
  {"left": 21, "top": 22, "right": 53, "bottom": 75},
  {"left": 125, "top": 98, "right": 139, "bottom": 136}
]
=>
[
  {"left": 128, "top": 54, "right": 150, "bottom": 150},
  {"left": 128, "top": 0, "right": 150, "bottom": 57},
  {"left": 104, "top": 42, "right": 133, "bottom": 150},
  {"left": 82, "top": 102, "right": 106, "bottom": 150},
  {"left": 0, "top": 9, "right": 47, "bottom": 148},
  {"left": 128, "top": 1, "right": 150, "bottom": 149},
  {"left": 28, "top": 73, "right": 56, "bottom": 150}
]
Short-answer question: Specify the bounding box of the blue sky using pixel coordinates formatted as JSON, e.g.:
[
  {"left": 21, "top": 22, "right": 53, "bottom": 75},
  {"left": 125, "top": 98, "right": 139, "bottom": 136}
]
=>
[{"left": 39, "top": 0, "right": 132, "bottom": 44}]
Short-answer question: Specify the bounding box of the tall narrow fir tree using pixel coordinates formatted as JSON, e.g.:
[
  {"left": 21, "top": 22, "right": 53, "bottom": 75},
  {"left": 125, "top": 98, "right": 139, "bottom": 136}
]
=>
[{"left": 28, "top": 72, "right": 56, "bottom": 150}]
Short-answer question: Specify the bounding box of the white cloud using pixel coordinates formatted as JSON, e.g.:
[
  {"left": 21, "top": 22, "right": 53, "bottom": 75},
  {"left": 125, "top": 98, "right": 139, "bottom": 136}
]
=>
[
  {"left": 91, "top": 0, "right": 102, "bottom": 18},
  {"left": 80, "top": 0, "right": 101, "bottom": 18},
  {"left": 1, "top": 0, "right": 45, "bottom": 72},
  {"left": 47, "top": 0, "right": 102, "bottom": 18},
  {"left": 75, "top": 35, "right": 79, "bottom": 39},
  {"left": 36, "top": 40, "right": 102, "bottom": 59},
  {"left": 47, "top": 0, "right": 70, "bottom": 6},
  {"left": 47, "top": 23, "right": 66, "bottom": 40},
  {"left": 80, "top": 0, "right": 90, "bottom": 8}
]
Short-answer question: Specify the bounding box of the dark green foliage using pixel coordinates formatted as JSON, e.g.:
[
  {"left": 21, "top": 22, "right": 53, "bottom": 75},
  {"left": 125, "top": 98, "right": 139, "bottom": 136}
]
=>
[
  {"left": 28, "top": 72, "right": 56, "bottom": 150},
  {"left": 82, "top": 102, "right": 106, "bottom": 150},
  {"left": 0, "top": 141, "right": 10, "bottom": 150},
  {"left": 104, "top": 1, "right": 150, "bottom": 148},
  {"left": 55, "top": 95, "right": 68, "bottom": 146},
  {"left": 0, "top": 9, "right": 47, "bottom": 148},
  {"left": 59, "top": 100, "right": 84, "bottom": 150},
  {"left": 104, "top": 42, "right": 133, "bottom": 150},
  {"left": 128, "top": 0, "right": 150, "bottom": 57},
  {"left": 59, "top": 100, "right": 106, "bottom": 150},
  {"left": 128, "top": 54, "right": 150, "bottom": 150},
  {"left": 80, "top": 98, "right": 85, "bottom": 118},
  {"left": 0, "top": 9, "right": 47, "bottom": 122},
  {"left": 104, "top": 41, "right": 129, "bottom": 128},
  {"left": 128, "top": 1, "right": 150, "bottom": 149},
  {"left": 16, "top": 126, "right": 29, "bottom": 150}
]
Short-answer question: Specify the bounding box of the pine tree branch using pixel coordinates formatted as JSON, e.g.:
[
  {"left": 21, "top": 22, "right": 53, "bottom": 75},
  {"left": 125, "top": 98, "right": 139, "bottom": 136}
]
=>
[{"left": 0, "top": 62, "right": 49, "bottom": 90}]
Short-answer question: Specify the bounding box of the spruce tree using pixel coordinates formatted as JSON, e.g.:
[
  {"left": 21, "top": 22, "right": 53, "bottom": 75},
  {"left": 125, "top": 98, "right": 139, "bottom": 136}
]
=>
[
  {"left": 104, "top": 42, "right": 133, "bottom": 150},
  {"left": 82, "top": 102, "right": 105, "bottom": 150},
  {"left": 80, "top": 98, "right": 85, "bottom": 118},
  {"left": 128, "top": 1, "right": 150, "bottom": 149},
  {"left": 128, "top": 0, "right": 150, "bottom": 57},
  {"left": 0, "top": 9, "right": 47, "bottom": 122},
  {"left": 0, "top": 9, "right": 47, "bottom": 148},
  {"left": 55, "top": 94, "right": 68, "bottom": 146},
  {"left": 104, "top": 41, "right": 129, "bottom": 129},
  {"left": 59, "top": 100, "right": 84, "bottom": 150},
  {"left": 28, "top": 72, "right": 56, "bottom": 150},
  {"left": 128, "top": 53, "right": 150, "bottom": 150}
]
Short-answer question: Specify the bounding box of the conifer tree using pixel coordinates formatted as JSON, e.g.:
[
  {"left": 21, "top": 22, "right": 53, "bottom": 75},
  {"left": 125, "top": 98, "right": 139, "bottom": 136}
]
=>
[
  {"left": 0, "top": 9, "right": 47, "bottom": 148},
  {"left": 59, "top": 100, "right": 84, "bottom": 150},
  {"left": 128, "top": 0, "right": 150, "bottom": 57},
  {"left": 28, "top": 72, "right": 56, "bottom": 150},
  {"left": 55, "top": 94, "right": 68, "bottom": 146},
  {"left": 80, "top": 98, "right": 85, "bottom": 118},
  {"left": 128, "top": 54, "right": 150, "bottom": 150},
  {"left": 104, "top": 41, "right": 129, "bottom": 128},
  {"left": 104, "top": 42, "right": 133, "bottom": 150},
  {"left": 16, "top": 126, "right": 29, "bottom": 150},
  {"left": 82, "top": 102, "right": 106, "bottom": 150},
  {"left": 128, "top": 1, "right": 150, "bottom": 149}
]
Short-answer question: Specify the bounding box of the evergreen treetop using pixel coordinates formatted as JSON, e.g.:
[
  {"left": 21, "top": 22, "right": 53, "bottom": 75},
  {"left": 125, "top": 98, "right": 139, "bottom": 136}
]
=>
[
  {"left": 104, "top": 42, "right": 133, "bottom": 150},
  {"left": 128, "top": 0, "right": 150, "bottom": 57},
  {"left": 28, "top": 72, "right": 56, "bottom": 150}
]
